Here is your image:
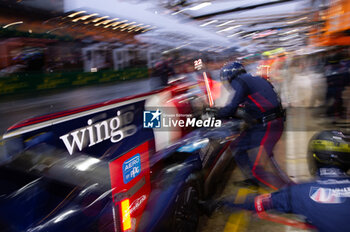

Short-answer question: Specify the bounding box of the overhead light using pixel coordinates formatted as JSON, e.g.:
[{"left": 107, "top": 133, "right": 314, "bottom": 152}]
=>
[
  {"left": 200, "top": 47, "right": 208, "bottom": 52},
  {"left": 227, "top": 31, "right": 244, "bottom": 37},
  {"left": 216, "top": 25, "right": 242, "bottom": 33},
  {"left": 279, "top": 33, "right": 299, "bottom": 41},
  {"left": 216, "top": 20, "right": 235, "bottom": 27},
  {"left": 135, "top": 24, "right": 150, "bottom": 32},
  {"left": 280, "top": 29, "right": 299, "bottom": 35},
  {"left": 172, "top": 9, "right": 185, "bottom": 15},
  {"left": 104, "top": 22, "right": 121, "bottom": 28},
  {"left": 106, "top": 18, "right": 119, "bottom": 23},
  {"left": 176, "top": 43, "right": 191, "bottom": 49},
  {"left": 127, "top": 25, "right": 137, "bottom": 30},
  {"left": 252, "top": 29, "right": 277, "bottom": 39},
  {"left": 79, "top": 13, "right": 98, "bottom": 21},
  {"left": 72, "top": 13, "right": 98, "bottom": 22},
  {"left": 120, "top": 22, "right": 135, "bottom": 29},
  {"left": 241, "top": 32, "right": 256, "bottom": 38},
  {"left": 95, "top": 18, "right": 119, "bottom": 26},
  {"left": 113, "top": 24, "right": 124, "bottom": 30},
  {"left": 95, "top": 20, "right": 110, "bottom": 26},
  {"left": 189, "top": 2, "right": 212, "bottom": 11},
  {"left": 109, "top": 20, "right": 128, "bottom": 29},
  {"left": 172, "top": 2, "right": 211, "bottom": 15},
  {"left": 128, "top": 24, "right": 144, "bottom": 32},
  {"left": 287, "top": 17, "right": 307, "bottom": 24},
  {"left": 3, "top": 21, "right": 23, "bottom": 28},
  {"left": 200, "top": 20, "right": 217, "bottom": 27},
  {"left": 46, "top": 27, "right": 64, "bottom": 33},
  {"left": 142, "top": 26, "right": 156, "bottom": 33},
  {"left": 68, "top": 11, "right": 86, "bottom": 18},
  {"left": 114, "top": 22, "right": 139, "bottom": 31},
  {"left": 92, "top": 16, "right": 109, "bottom": 23}
]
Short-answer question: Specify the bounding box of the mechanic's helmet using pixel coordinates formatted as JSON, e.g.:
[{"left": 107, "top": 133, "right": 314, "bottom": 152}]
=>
[
  {"left": 308, "top": 130, "right": 350, "bottom": 176},
  {"left": 220, "top": 61, "right": 246, "bottom": 83}
]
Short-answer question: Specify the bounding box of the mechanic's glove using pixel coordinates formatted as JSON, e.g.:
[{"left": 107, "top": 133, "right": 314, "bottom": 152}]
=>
[
  {"left": 205, "top": 107, "right": 219, "bottom": 115},
  {"left": 234, "top": 106, "right": 246, "bottom": 119},
  {"left": 201, "top": 107, "right": 218, "bottom": 120}
]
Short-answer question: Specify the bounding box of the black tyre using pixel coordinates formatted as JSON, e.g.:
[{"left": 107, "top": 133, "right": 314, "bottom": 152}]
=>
[{"left": 171, "top": 183, "right": 200, "bottom": 232}]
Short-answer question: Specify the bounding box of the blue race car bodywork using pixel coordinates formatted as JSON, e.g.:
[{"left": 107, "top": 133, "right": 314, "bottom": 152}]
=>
[{"left": 0, "top": 84, "right": 240, "bottom": 232}]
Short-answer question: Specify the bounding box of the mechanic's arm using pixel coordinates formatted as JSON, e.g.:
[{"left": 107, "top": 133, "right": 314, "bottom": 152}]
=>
[
  {"left": 217, "top": 187, "right": 315, "bottom": 230},
  {"left": 254, "top": 188, "right": 293, "bottom": 214},
  {"left": 216, "top": 79, "right": 247, "bottom": 118}
]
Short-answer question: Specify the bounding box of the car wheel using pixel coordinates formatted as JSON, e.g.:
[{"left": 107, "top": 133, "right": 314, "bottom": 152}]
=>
[{"left": 171, "top": 183, "right": 200, "bottom": 232}]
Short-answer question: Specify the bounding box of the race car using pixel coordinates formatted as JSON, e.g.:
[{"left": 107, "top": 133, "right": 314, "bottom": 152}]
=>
[{"left": 0, "top": 74, "right": 240, "bottom": 232}]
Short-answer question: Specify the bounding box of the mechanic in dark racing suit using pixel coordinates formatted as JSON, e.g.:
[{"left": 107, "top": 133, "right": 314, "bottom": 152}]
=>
[
  {"left": 214, "top": 61, "right": 292, "bottom": 190},
  {"left": 202, "top": 130, "right": 350, "bottom": 232}
]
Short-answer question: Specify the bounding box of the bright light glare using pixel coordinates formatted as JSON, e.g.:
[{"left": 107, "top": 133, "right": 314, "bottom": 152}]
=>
[
  {"left": 241, "top": 32, "right": 256, "bottom": 38},
  {"left": 72, "top": 13, "right": 98, "bottom": 22},
  {"left": 190, "top": 2, "right": 212, "bottom": 11},
  {"left": 280, "top": 29, "right": 299, "bottom": 35},
  {"left": 171, "top": 9, "right": 185, "bottom": 15},
  {"left": 287, "top": 17, "right": 307, "bottom": 24},
  {"left": 227, "top": 31, "right": 244, "bottom": 37},
  {"left": 217, "top": 20, "right": 235, "bottom": 27},
  {"left": 75, "top": 157, "right": 100, "bottom": 171},
  {"left": 193, "top": 138, "right": 209, "bottom": 147},
  {"left": 172, "top": 2, "right": 211, "bottom": 15},
  {"left": 200, "top": 20, "right": 218, "bottom": 27},
  {"left": 216, "top": 25, "right": 242, "bottom": 33},
  {"left": 92, "top": 16, "right": 109, "bottom": 23},
  {"left": 54, "top": 210, "right": 76, "bottom": 223},
  {"left": 68, "top": 11, "right": 86, "bottom": 18},
  {"left": 3, "top": 21, "right": 23, "bottom": 28}
]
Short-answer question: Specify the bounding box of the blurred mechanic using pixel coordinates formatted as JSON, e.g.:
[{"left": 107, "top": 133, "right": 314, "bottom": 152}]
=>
[
  {"left": 201, "top": 130, "right": 350, "bottom": 232},
  {"left": 324, "top": 51, "right": 349, "bottom": 119},
  {"left": 152, "top": 57, "right": 175, "bottom": 89},
  {"left": 214, "top": 61, "right": 292, "bottom": 190}
]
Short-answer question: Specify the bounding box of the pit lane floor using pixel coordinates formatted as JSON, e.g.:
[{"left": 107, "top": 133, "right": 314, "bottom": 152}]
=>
[{"left": 198, "top": 107, "right": 345, "bottom": 232}]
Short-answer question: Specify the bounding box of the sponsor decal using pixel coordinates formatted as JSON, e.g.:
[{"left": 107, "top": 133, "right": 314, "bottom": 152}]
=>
[
  {"left": 309, "top": 186, "right": 350, "bottom": 203},
  {"left": 317, "top": 179, "right": 350, "bottom": 185},
  {"left": 60, "top": 107, "right": 137, "bottom": 155},
  {"left": 143, "top": 109, "right": 221, "bottom": 129},
  {"left": 143, "top": 109, "right": 161, "bottom": 128},
  {"left": 319, "top": 168, "right": 348, "bottom": 177},
  {"left": 162, "top": 116, "right": 221, "bottom": 128},
  {"left": 194, "top": 59, "right": 203, "bottom": 70},
  {"left": 122, "top": 154, "right": 141, "bottom": 184},
  {"left": 129, "top": 195, "right": 147, "bottom": 215}
]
